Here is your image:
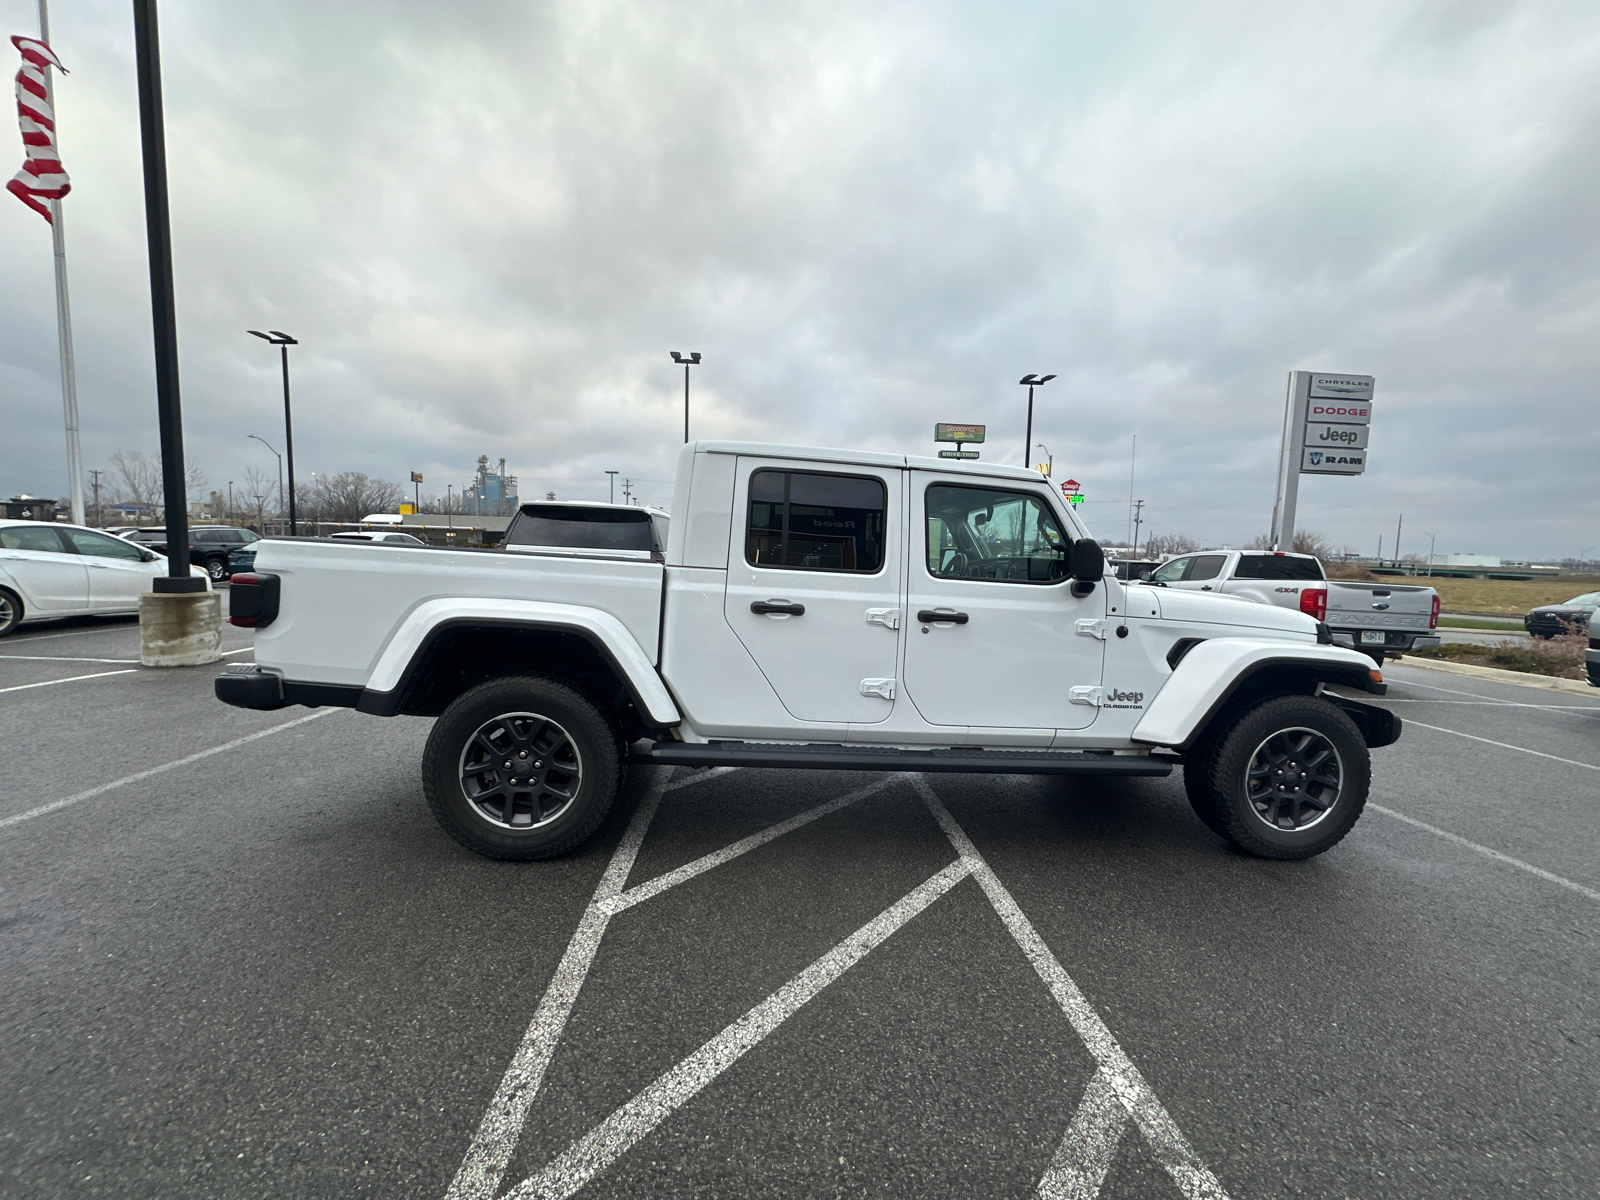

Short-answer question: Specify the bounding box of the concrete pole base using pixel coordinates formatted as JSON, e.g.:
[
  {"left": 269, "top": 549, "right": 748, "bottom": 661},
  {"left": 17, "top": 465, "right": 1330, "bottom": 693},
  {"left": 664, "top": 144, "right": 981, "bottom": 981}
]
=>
[{"left": 139, "top": 590, "right": 223, "bottom": 667}]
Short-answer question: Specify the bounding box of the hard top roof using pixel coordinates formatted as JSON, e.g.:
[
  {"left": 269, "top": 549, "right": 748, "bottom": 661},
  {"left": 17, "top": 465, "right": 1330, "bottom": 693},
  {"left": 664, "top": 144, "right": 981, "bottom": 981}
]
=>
[{"left": 689, "top": 440, "right": 1045, "bottom": 483}]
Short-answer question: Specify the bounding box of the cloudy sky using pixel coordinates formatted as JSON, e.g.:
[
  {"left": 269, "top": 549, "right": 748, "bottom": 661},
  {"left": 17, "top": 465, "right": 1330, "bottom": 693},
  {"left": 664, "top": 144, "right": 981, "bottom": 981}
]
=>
[{"left": 2, "top": 0, "right": 1597, "bottom": 559}]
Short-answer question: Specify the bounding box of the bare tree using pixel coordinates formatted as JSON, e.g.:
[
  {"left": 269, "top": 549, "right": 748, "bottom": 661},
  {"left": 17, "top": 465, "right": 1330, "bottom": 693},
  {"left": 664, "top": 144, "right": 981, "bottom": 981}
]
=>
[
  {"left": 310, "top": 472, "right": 406, "bottom": 523},
  {"left": 1244, "top": 530, "right": 1330, "bottom": 556},
  {"left": 241, "top": 466, "right": 273, "bottom": 532},
  {"left": 1142, "top": 533, "right": 1199, "bottom": 556},
  {"left": 108, "top": 449, "right": 208, "bottom": 520}
]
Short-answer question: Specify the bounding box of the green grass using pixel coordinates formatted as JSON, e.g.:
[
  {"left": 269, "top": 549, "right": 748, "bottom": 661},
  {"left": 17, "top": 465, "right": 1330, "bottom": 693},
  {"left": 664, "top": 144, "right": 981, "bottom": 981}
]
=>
[
  {"left": 1412, "top": 575, "right": 1600, "bottom": 616},
  {"left": 1406, "top": 640, "right": 1585, "bottom": 680}
]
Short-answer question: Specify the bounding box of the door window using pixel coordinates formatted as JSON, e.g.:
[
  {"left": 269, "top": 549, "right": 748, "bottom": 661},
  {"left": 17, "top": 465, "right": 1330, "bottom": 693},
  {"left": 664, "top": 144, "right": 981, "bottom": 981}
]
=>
[
  {"left": 745, "top": 470, "right": 886, "bottom": 573},
  {"left": 1187, "top": 554, "right": 1225, "bottom": 581},
  {"left": 61, "top": 529, "right": 148, "bottom": 561},
  {"left": 1149, "top": 557, "right": 1189, "bottom": 584},
  {"left": 0, "top": 526, "right": 70, "bottom": 553},
  {"left": 923, "top": 484, "right": 1069, "bottom": 583}
]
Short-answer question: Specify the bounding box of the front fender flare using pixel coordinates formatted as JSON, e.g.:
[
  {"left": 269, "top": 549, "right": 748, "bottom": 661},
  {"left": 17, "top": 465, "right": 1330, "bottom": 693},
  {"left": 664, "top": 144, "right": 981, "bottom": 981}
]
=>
[
  {"left": 360, "top": 598, "right": 681, "bottom": 727},
  {"left": 1131, "top": 639, "right": 1383, "bottom": 749}
]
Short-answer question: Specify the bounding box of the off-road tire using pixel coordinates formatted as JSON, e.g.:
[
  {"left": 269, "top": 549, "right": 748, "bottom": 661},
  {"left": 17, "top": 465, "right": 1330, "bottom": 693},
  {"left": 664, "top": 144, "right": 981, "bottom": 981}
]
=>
[
  {"left": 422, "top": 675, "right": 622, "bottom": 860},
  {"left": 1208, "top": 695, "right": 1370, "bottom": 860},
  {"left": 0, "top": 587, "right": 22, "bottom": 637},
  {"left": 1182, "top": 733, "right": 1227, "bottom": 837}
]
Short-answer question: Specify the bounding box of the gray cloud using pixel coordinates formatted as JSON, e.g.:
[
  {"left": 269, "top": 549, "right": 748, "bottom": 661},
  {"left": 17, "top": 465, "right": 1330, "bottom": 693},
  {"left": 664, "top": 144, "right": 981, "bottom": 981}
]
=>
[{"left": 1, "top": 0, "right": 1595, "bottom": 558}]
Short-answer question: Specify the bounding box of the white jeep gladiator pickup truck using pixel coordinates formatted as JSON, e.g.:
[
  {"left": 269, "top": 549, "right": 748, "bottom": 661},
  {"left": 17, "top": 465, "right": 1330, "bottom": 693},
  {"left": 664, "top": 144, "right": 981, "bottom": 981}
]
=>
[
  {"left": 1138, "top": 549, "right": 1441, "bottom": 664},
  {"left": 217, "top": 441, "right": 1399, "bottom": 862}
]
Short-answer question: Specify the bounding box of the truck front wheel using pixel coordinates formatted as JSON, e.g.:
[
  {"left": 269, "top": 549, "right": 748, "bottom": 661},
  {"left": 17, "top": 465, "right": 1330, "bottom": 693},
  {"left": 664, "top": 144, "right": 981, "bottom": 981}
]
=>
[
  {"left": 1202, "top": 695, "right": 1370, "bottom": 859},
  {"left": 422, "top": 676, "right": 622, "bottom": 860}
]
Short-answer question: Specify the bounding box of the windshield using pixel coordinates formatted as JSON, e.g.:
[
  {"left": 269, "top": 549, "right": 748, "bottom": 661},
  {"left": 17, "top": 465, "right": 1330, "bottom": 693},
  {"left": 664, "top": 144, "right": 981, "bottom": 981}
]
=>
[{"left": 1562, "top": 592, "right": 1600, "bottom": 606}]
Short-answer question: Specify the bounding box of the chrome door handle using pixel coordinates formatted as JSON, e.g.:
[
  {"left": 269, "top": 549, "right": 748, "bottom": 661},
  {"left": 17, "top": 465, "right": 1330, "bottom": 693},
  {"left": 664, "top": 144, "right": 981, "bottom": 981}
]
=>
[
  {"left": 751, "top": 600, "right": 805, "bottom": 616},
  {"left": 917, "top": 609, "right": 968, "bottom": 625}
]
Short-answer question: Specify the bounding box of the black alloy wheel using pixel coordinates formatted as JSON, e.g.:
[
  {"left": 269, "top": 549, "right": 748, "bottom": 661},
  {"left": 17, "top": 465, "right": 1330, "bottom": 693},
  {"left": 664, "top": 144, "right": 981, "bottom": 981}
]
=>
[
  {"left": 206, "top": 557, "right": 228, "bottom": 581},
  {"left": 458, "top": 712, "right": 583, "bottom": 830},
  {"left": 0, "top": 587, "right": 21, "bottom": 637},
  {"left": 1203, "top": 695, "right": 1370, "bottom": 860},
  {"left": 422, "top": 675, "right": 622, "bottom": 860}
]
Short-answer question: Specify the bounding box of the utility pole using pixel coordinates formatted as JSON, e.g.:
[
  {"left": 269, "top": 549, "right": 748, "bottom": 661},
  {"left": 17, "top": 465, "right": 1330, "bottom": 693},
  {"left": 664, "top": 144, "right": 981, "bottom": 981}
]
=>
[
  {"left": 622, "top": 478, "right": 634, "bottom": 505},
  {"left": 1424, "top": 531, "right": 1436, "bottom": 575},
  {"left": 88, "top": 467, "right": 101, "bottom": 527},
  {"left": 1131, "top": 499, "right": 1145, "bottom": 556},
  {"left": 1394, "top": 514, "right": 1403, "bottom": 568},
  {"left": 1127, "top": 434, "right": 1136, "bottom": 546},
  {"left": 605, "top": 470, "right": 618, "bottom": 503},
  {"left": 227, "top": 480, "right": 233, "bottom": 523},
  {"left": 446, "top": 484, "right": 453, "bottom": 529}
]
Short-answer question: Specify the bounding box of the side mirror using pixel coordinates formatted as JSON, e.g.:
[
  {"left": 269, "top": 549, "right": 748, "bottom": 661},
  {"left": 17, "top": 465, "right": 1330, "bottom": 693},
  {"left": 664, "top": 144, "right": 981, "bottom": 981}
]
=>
[
  {"left": 1138, "top": 570, "right": 1152, "bottom": 581},
  {"left": 1070, "top": 538, "right": 1104, "bottom": 583}
]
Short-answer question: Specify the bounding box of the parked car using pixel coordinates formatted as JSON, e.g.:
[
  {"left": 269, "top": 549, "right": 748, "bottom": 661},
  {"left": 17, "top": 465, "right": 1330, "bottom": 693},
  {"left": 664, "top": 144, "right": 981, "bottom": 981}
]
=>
[
  {"left": 1587, "top": 609, "right": 1598, "bottom": 687},
  {"left": 0, "top": 519, "right": 210, "bottom": 636},
  {"left": 1523, "top": 591, "right": 1600, "bottom": 639},
  {"left": 1109, "top": 558, "right": 1160, "bottom": 581},
  {"left": 1135, "top": 550, "right": 1440, "bottom": 665},
  {"left": 124, "top": 526, "right": 263, "bottom": 581},
  {"left": 219, "top": 440, "right": 1399, "bottom": 864},
  {"left": 329, "top": 531, "right": 427, "bottom": 544}
]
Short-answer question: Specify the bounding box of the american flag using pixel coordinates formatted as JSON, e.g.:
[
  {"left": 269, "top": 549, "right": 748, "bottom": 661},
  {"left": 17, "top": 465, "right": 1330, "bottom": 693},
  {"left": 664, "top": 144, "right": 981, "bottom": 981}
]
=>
[{"left": 7, "top": 35, "right": 70, "bottom": 224}]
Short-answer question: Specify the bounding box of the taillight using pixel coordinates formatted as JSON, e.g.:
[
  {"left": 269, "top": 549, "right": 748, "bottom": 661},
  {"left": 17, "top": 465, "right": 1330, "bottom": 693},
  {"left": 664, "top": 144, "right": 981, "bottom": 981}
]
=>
[
  {"left": 1299, "top": 587, "right": 1327, "bottom": 622},
  {"left": 1430, "top": 594, "right": 1440, "bottom": 629},
  {"left": 227, "top": 572, "right": 280, "bottom": 628}
]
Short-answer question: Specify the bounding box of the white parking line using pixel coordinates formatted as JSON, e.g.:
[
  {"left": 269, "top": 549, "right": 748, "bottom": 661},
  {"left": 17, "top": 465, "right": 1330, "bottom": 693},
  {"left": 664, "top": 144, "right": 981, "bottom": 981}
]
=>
[
  {"left": 1389, "top": 676, "right": 1600, "bottom": 707},
  {"left": 2, "top": 624, "right": 136, "bottom": 643},
  {"left": 445, "top": 775, "right": 669, "bottom": 1200},
  {"left": 608, "top": 775, "right": 902, "bottom": 913},
  {"left": 0, "top": 709, "right": 338, "bottom": 831},
  {"left": 1379, "top": 699, "right": 1600, "bottom": 710},
  {"left": 1405, "top": 719, "right": 1600, "bottom": 772},
  {"left": 0, "top": 654, "right": 141, "bottom": 664},
  {"left": 0, "top": 668, "right": 136, "bottom": 694},
  {"left": 1038, "top": 1068, "right": 1130, "bottom": 1200},
  {"left": 507, "top": 860, "right": 973, "bottom": 1200},
  {"left": 1368, "top": 805, "right": 1600, "bottom": 904},
  {"left": 913, "top": 780, "right": 1230, "bottom": 1200}
]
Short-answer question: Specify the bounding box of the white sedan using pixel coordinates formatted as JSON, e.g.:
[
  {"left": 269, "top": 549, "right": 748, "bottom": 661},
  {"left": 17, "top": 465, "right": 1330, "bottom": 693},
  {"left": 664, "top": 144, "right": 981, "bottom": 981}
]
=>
[{"left": 0, "top": 519, "right": 210, "bottom": 637}]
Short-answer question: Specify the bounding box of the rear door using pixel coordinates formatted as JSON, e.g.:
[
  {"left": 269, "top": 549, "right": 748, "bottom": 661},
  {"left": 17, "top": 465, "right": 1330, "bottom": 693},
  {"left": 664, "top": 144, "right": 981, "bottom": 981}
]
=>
[
  {"left": 723, "top": 460, "right": 903, "bottom": 725},
  {"left": 0, "top": 525, "right": 89, "bottom": 615},
  {"left": 1163, "top": 553, "right": 1227, "bottom": 593},
  {"left": 902, "top": 475, "right": 1104, "bottom": 737}
]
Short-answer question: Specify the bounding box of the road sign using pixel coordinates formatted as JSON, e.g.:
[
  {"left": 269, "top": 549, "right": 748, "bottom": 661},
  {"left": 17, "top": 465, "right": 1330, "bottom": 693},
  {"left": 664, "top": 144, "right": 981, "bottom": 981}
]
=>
[
  {"left": 1303, "top": 422, "right": 1369, "bottom": 449},
  {"left": 1301, "top": 446, "right": 1366, "bottom": 474},
  {"left": 938, "top": 449, "right": 980, "bottom": 460},
  {"left": 411, "top": 471, "right": 423, "bottom": 483},
  {"left": 935, "top": 423, "right": 985, "bottom": 443}
]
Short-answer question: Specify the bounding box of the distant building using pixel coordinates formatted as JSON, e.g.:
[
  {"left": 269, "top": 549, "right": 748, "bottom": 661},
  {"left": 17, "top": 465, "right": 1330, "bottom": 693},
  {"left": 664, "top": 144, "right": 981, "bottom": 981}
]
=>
[
  {"left": 462, "top": 454, "right": 519, "bottom": 516},
  {"left": 3, "top": 495, "right": 57, "bottom": 520},
  {"left": 1435, "top": 554, "right": 1501, "bottom": 568}
]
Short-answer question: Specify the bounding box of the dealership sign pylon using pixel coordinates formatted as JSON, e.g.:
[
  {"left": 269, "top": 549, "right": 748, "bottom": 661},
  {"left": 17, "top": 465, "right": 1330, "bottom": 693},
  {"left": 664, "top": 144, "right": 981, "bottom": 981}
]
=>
[{"left": 1269, "top": 372, "right": 1374, "bottom": 550}]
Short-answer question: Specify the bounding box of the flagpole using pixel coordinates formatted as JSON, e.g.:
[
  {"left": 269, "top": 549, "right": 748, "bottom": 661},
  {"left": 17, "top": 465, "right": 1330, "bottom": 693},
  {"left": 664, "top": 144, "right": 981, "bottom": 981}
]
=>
[{"left": 36, "top": 0, "right": 83, "bottom": 526}]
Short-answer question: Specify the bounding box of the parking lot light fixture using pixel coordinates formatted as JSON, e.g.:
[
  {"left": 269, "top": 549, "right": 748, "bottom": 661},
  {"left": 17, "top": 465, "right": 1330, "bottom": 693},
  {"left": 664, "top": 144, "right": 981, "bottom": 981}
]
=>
[
  {"left": 605, "top": 470, "right": 619, "bottom": 503},
  {"left": 1018, "top": 374, "right": 1056, "bottom": 467},
  {"left": 670, "top": 352, "right": 702, "bottom": 443},
  {"left": 247, "top": 434, "right": 284, "bottom": 532},
  {"left": 248, "top": 330, "right": 299, "bottom": 535}
]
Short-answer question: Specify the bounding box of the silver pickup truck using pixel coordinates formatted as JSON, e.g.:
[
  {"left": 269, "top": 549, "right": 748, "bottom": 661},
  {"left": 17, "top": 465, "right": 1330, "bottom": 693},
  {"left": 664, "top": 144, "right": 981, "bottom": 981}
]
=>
[{"left": 1139, "top": 550, "right": 1440, "bottom": 664}]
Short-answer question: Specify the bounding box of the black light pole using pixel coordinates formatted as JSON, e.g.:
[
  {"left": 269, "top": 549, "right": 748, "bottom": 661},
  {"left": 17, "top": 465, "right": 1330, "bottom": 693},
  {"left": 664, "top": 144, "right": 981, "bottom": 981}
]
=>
[
  {"left": 247, "top": 435, "right": 284, "bottom": 531},
  {"left": 248, "top": 330, "right": 299, "bottom": 534},
  {"left": 1018, "top": 374, "right": 1056, "bottom": 468},
  {"left": 670, "top": 351, "right": 701, "bottom": 443},
  {"left": 605, "top": 470, "right": 618, "bottom": 503},
  {"left": 133, "top": 0, "right": 202, "bottom": 591}
]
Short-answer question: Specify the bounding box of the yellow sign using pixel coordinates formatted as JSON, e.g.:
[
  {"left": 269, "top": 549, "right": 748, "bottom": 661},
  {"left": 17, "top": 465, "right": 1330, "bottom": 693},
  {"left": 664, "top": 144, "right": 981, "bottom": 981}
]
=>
[{"left": 398, "top": 503, "right": 416, "bottom": 515}]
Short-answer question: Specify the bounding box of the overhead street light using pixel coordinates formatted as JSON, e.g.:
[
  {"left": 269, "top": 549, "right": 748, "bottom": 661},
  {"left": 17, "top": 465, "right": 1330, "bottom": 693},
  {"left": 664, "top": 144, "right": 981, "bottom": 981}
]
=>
[
  {"left": 248, "top": 329, "right": 299, "bottom": 535},
  {"left": 247, "top": 434, "right": 284, "bottom": 533},
  {"left": 1018, "top": 374, "right": 1056, "bottom": 468},
  {"left": 670, "top": 351, "right": 702, "bottom": 444}
]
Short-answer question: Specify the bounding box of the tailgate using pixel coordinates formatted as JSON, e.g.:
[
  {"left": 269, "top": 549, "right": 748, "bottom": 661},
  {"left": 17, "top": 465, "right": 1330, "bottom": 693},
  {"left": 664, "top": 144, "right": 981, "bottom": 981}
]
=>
[{"left": 1327, "top": 583, "right": 1434, "bottom": 630}]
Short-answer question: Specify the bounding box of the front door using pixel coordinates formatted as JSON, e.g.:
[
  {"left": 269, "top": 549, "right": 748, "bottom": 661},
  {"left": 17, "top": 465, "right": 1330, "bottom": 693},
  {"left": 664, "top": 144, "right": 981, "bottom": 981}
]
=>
[
  {"left": 60, "top": 527, "right": 162, "bottom": 611},
  {"left": 724, "top": 460, "right": 903, "bottom": 725},
  {"left": 902, "top": 475, "right": 1105, "bottom": 735}
]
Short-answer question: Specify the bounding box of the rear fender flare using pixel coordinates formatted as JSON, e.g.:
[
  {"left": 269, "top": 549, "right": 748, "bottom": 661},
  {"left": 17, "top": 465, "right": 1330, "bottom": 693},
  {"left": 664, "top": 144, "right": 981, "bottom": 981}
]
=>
[
  {"left": 361, "top": 599, "right": 681, "bottom": 727},
  {"left": 1131, "top": 639, "right": 1384, "bottom": 750}
]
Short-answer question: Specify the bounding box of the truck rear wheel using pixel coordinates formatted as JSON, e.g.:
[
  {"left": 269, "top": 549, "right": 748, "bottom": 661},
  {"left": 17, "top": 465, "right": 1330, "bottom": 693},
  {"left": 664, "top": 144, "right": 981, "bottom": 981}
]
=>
[
  {"left": 1204, "top": 695, "right": 1370, "bottom": 860},
  {"left": 422, "top": 675, "right": 622, "bottom": 860}
]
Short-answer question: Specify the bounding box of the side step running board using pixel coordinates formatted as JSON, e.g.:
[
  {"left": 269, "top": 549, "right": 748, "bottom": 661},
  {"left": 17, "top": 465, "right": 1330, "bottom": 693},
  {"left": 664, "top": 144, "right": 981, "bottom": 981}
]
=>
[{"left": 630, "top": 740, "right": 1172, "bottom": 777}]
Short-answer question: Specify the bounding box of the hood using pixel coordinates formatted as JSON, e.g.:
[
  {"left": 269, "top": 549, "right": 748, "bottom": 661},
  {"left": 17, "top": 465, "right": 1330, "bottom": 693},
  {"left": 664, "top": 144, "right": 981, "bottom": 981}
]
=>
[
  {"left": 1530, "top": 604, "right": 1595, "bottom": 615},
  {"left": 1150, "top": 587, "right": 1319, "bottom": 636}
]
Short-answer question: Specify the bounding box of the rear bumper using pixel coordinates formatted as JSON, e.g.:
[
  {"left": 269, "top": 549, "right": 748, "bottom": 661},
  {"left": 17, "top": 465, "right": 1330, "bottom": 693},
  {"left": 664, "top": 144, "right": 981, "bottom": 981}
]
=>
[
  {"left": 1329, "top": 630, "right": 1438, "bottom": 651},
  {"left": 1587, "top": 643, "right": 1599, "bottom": 686},
  {"left": 215, "top": 665, "right": 364, "bottom": 711}
]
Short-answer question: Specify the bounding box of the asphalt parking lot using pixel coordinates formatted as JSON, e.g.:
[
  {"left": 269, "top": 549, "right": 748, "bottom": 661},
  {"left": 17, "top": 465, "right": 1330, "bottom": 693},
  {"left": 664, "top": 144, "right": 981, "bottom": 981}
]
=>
[{"left": 2, "top": 616, "right": 1597, "bottom": 1199}]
